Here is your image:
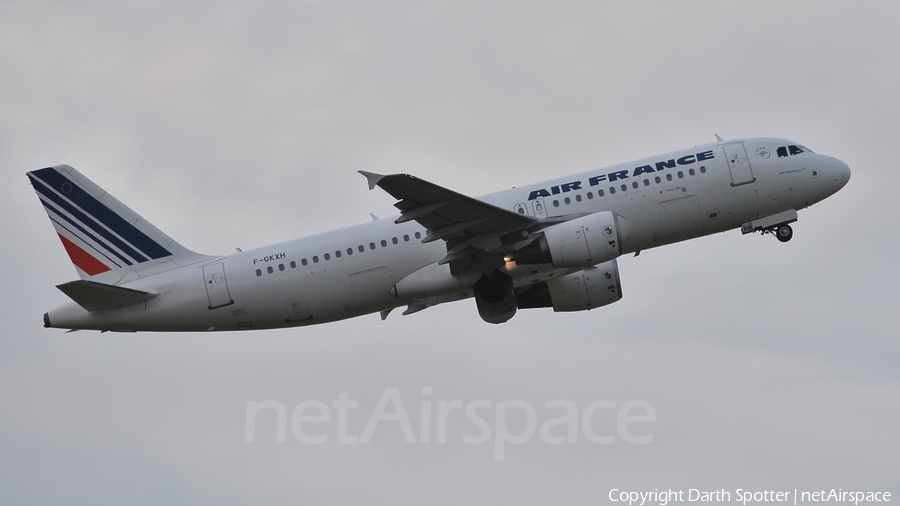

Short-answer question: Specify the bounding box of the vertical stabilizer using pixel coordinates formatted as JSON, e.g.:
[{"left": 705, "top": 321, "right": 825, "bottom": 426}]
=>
[{"left": 27, "top": 165, "right": 213, "bottom": 283}]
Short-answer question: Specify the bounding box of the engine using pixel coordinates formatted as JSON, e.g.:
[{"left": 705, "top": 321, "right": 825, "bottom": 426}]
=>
[
  {"left": 515, "top": 211, "right": 630, "bottom": 269},
  {"left": 516, "top": 260, "right": 623, "bottom": 312},
  {"left": 474, "top": 270, "right": 517, "bottom": 324},
  {"left": 392, "top": 211, "right": 630, "bottom": 323}
]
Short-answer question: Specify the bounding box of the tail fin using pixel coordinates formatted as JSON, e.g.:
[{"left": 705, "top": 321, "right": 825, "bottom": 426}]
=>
[{"left": 27, "top": 165, "right": 213, "bottom": 283}]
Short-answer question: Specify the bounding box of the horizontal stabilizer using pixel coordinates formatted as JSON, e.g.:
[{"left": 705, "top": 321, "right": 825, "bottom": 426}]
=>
[{"left": 56, "top": 280, "right": 158, "bottom": 312}]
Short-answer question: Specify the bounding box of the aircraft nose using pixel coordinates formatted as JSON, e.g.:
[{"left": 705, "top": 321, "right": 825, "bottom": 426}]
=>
[{"left": 832, "top": 158, "right": 851, "bottom": 190}]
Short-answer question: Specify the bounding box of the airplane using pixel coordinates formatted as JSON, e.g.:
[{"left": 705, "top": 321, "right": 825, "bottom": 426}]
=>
[{"left": 27, "top": 137, "right": 850, "bottom": 331}]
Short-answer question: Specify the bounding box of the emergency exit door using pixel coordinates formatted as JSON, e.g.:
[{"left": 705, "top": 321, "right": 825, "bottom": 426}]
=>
[{"left": 532, "top": 198, "right": 548, "bottom": 219}]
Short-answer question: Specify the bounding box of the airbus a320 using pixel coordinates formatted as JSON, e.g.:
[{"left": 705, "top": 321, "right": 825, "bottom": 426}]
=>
[{"left": 27, "top": 137, "right": 850, "bottom": 331}]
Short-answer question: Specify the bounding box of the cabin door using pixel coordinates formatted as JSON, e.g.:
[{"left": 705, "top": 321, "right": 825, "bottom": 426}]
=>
[
  {"left": 203, "top": 262, "right": 234, "bottom": 309},
  {"left": 722, "top": 143, "right": 756, "bottom": 186}
]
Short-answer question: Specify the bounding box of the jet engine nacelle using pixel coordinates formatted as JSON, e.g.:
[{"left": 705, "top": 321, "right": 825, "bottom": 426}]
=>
[
  {"left": 515, "top": 211, "right": 630, "bottom": 269},
  {"left": 516, "top": 260, "right": 623, "bottom": 312},
  {"left": 474, "top": 270, "right": 517, "bottom": 324}
]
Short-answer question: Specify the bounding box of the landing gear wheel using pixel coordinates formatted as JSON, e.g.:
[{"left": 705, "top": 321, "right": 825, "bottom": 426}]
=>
[{"left": 776, "top": 224, "right": 793, "bottom": 243}]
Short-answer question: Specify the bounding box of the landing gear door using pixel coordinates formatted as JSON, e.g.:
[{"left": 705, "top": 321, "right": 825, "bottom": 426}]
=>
[
  {"left": 203, "top": 262, "right": 234, "bottom": 309},
  {"left": 722, "top": 142, "right": 756, "bottom": 186}
]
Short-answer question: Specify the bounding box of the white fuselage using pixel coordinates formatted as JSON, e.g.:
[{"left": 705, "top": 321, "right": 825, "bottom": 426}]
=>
[{"left": 45, "top": 137, "right": 850, "bottom": 331}]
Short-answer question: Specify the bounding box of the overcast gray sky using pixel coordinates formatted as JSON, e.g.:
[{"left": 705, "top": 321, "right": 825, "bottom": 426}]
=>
[{"left": 2, "top": 1, "right": 898, "bottom": 504}]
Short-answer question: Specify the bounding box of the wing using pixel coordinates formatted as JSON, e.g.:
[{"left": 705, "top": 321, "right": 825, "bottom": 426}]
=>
[{"left": 360, "top": 171, "right": 537, "bottom": 273}]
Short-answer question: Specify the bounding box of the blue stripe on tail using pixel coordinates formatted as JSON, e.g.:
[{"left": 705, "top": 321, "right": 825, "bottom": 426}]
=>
[
  {"left": 42, "top": 201, "right": 132, "bottom": 266},
  {"left": 49, "top": 216, "right": 124, "bottom": 269},
  {"left": 29, "top": 175, "right": 150, "bottom": 263},
  {"left": 29, "top": 168, "right": 172, "bottom": 260}
]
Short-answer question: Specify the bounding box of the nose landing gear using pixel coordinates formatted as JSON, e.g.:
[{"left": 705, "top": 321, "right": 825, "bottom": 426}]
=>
[
  {"left": 774, "top": 224, "right": 793, "bottom": 243},
  {"left": 758, "top": 223, "right": 793, "bottom": 242},
  {"left": 740, "top": 210, "right": 798, "bottom": 244}
]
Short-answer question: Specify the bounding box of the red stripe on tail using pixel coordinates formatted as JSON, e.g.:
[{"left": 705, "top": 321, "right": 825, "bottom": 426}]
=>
[{"left": 57, "top": 234, "right": 111, "bottom": 276}]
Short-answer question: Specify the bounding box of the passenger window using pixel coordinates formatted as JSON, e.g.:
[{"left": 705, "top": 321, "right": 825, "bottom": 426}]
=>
[
  {"left": 553, "top": 200, "right": 559, "bottom": 207},
  {"left": 609, "top": 187, "right": 616, "bottom": 194},
  {"left": 564, "top": 197, "right": 571, "bottom": 205},
  {"left": 700, "top": 166, "right": 707, "bottom": 173},
  {"left": 267, "top": 266, "right": 273, "bottom": 274},
  {"left": 621, "top": 184, "right": 627, "bottom": 192},
  {"left": 643, "top": 179, "right": 650, "bottom": 186},
  {"left": 632, "top": 182, "right": 639, "bottom": 189},
  {"left": 313, "top": 256, "right": 319, "bottom": 263},
  {"left": 677, "top": 171, "right": 684, "bottom": 179},
  {"left": 324, "top": 253, "right": 330, "bottom": 260},
  {"left": 302, "top": 258, "right": 308, "bottom": 266},
  {"left": 381, "top": 240, "right": 387, "bottom": 247},
  {"left": 587, "top": 192, "right": 593, "bottom": 199},
  {"left": 598, "top": 189, "right": 605, "bottom": 197},
  {"left": 347, "top": 248, "right": 353, "bottom": 255},
  {"left": 689, "top": 168, "right": 695, "bottom": 176},
  {"left": 789, "top": 145, "right": 803, "bottom": 155},
  {"left": 403, "top": 234, "right": 409, "bottom": 242},
  {"left": 415, "top": 232, "right": 421, "bottom": 239},
  {"left": 777, "top": 146, "right": 788, "bottom": 158},
  {"left": 392, "top": 237, "right": 398, "bottom": 245},
  {"left": 290, "top": 261, "right": 296, "bottom": 268},
  {"left": 369, "top": 242, "right": 376, "bottom": 250},
  {"left": 575, "top": 194, "right": 582, "bottom": 202},
  {"left": 279, "top": 264, "right": 285, "bottom": 271},
  {"left": 655, "top": 176, "right": 661, "bottom": 184},
  {"left": 335, "top": 251, "right": 341, "bottom": 258},
  {"left": 358, "top": 245, "right": 364, "bottom": 252},
  {"left": 256, "top": 269, "right": 262, "bottom": 277},
  {"left": 517, "top": 207, "right": 525, "bottom": 214},
  {"left": 666, "top": 174, "right": 673, "bottom": 181}
]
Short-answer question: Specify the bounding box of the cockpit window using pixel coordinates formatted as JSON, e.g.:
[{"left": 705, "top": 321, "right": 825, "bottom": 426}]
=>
[
  {"left": 777, "top": 145, "right": 809, "bottom": 157},
  {"left": 798, "top": 145, "right": 813, "bottom": 153}
]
